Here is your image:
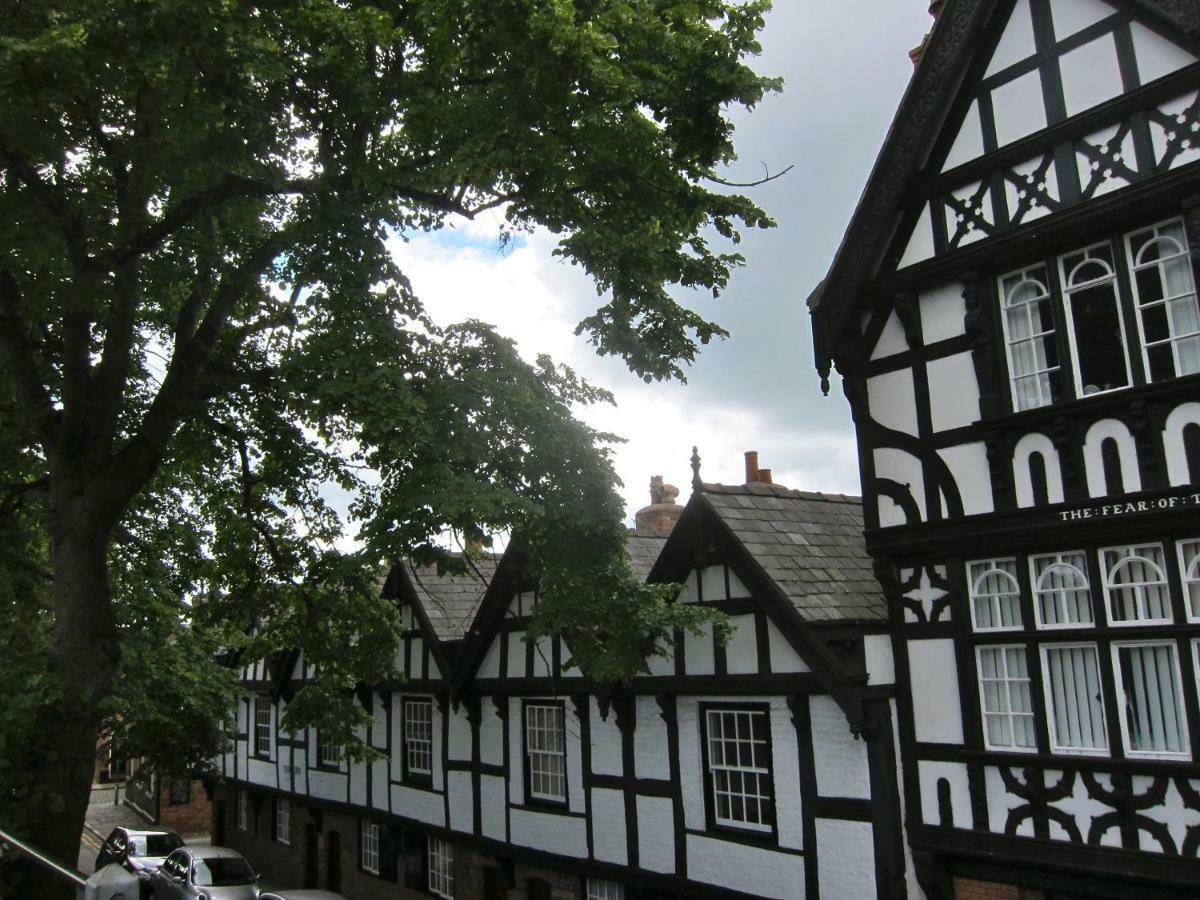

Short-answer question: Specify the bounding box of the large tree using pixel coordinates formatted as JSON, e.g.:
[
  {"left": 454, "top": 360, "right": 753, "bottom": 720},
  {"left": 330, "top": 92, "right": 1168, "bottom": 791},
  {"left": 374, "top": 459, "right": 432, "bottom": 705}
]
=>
[{"left": 0, "top": 0, "right": 776, "bottom": 893}]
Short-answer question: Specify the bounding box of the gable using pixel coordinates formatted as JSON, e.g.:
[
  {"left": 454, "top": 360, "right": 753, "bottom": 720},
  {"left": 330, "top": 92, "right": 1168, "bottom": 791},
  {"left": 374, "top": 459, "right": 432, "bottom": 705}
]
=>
[{"left": 892, "top": 0, "right": 1200, "bottom": 270}]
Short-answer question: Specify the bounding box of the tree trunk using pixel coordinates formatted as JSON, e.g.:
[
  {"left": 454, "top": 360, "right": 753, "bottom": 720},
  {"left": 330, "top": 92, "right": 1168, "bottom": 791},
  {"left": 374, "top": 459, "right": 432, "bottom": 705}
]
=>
[{"left": 9, "top": 483, "right": 119, "bottom": 900}]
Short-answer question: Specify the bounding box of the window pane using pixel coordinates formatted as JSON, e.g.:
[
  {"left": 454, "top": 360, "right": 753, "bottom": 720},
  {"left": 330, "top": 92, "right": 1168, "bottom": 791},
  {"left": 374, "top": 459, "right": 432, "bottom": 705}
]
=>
[
  {"left": 1103, "top": 545, "right": 1171, "bottom": 624},
  {"left": 968, "top": 559, "right": 1022, "bottom": 630},
  {"left": 1031, "top": 552, "right": 1093, "bottom": 627},
  {"left": 1043, "top": 645, "right": 1108, "bottom": 752},
  {"left": 525, "top": 703, "right": 566, "bottom": 802},
  {"left": 1000, "top": 266, "right": 1060, "bottom": 410},
  {"left": 1181, "top": 540, "right": 1200, "bottom": 620},
  {"left": 977, "top": 646, "right": 1036, "bottom": 749},
  {"left": 1128, "top": 220, "right": 1200, "bottom": 381},
  {"left": 1116, "top": 643, "right": 1188, "bottom": 754}
]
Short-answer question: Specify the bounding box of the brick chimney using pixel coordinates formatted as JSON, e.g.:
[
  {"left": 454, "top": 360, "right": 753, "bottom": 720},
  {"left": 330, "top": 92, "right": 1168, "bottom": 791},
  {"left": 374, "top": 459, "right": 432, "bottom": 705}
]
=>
[
  {"left": 634, "top": 476, "right": 682, "bottom": 531},
  {"left": 744, "top": 450, "right": 773, "bottom": 485},
  {"left": 909, "top": 1, "right": 945, "bottom": 67}
]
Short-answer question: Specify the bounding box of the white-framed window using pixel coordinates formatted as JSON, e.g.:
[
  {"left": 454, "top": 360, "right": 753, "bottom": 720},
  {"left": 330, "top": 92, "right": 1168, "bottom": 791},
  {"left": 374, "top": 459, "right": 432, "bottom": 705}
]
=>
[
  {"left": 587, "top": 877, "right": 626, "bottom": 900},
  {"left": 360, "top": 819, "right": 379, "bottom": 875},
  {"left": 524, "top": 702, "right": 566, "bottom": 803},
  {"left": 1125, "top": 218, "right": 1200, "bottom": 382},
  {"left": 1041, "top": 643, "right": 1109, "bottom": 754},
  {"left": 235, "top": 790, "right": 248, "bottom": 831},
  {"left": 977, "top": 645, "right": 1036, "bottom": 750},
  {"left": 254, "top": 696, "right": 272, "bottom": 757},
  {"left": 703, "top": 706, "right": 774, "bottom": 832},
  {"left": 404, "top": 697, "right": 434, "bottom": 779},
  {"left": 1030, "top": 551, "right": 1094, "bottom": 628},
  {"left": 968, "top": 558, "right": 1023, "bottom": 631},
  {"left": 274, "top": 798, "right": 290, "bottom": 844},
  {"left": 428, "top": 837, "right": 454, "bottom": 899},
  {"left": 999, "top": 264, "right": 1062, "bottom": 410},
  {"left": 1112, "top": 641, "right": 1190, "bottom": 758},
  {"left": 1101, "top": 544, "right": 1172, "bottom": 625},
  {"left": 1059, "top": 241, "right": 1132, "bottom": 397},
  {"left": 317, "top": 731, "right": 342, "bottom": 769},
  {"left": 1179, "top": 539, "right": 1200, "bottom": 622}
]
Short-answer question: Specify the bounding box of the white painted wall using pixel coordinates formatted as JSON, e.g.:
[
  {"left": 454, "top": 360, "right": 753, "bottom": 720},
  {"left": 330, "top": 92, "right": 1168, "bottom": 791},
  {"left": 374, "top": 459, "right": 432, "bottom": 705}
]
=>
[
  {"left": 636, "top": 796, "right": 675, "bottom": 873},
  {"left": 920, "top": 282, "right": 966, "bottom": 343},
  {"left": 918, "top": 760, "right": 972, "bottom": 829},
  {"left": 685, "top": 833, "right": 805, "bottom": 900},
  {"left": 447, "top": 771, "right": 473, "bottom": 833},
  {"left": 865, "top": 634, "right": 895, "bottom": 686},
  {"left": 634, "top": 696, "right": 670, "bottom": 781},
  {"left": 939, "top": 442, "right": 995, "bottom": 516},
  {"left": 1164, "top": 402, "right": 1200, "bottom": 486},
  {"left": 510, "top": 808, "right": 588, "bottom": 858},
  {"left": 683, "top": 621, "right": 715, "bottom": 675},
  {"left": 481, "top": 775, "right": 507, "bottom": 841},
  {"left": 810, "top": 696, "right": 871, "bottom": 800},
  {"left": 725, "top": 614, "right": 758, "bottom": 675},
  {"left": 589, "top": 788, "right": 628, "bottom": 865},
  {"left": 874, "top": 447, "right": 927, "bottom": 527},
  {"left": 867, "top": 369, "right": 919, "bottom": 437},
  {"left": 590, "top": 699, "right": 623, "bottom": 778},
  {"left": 1012, "top": 432, "right": 1065, "bottom": 506},
  {"left": 447, "top": 706, "right": 472, "bottom": 761},
  {"left": 479, "top": 701, "right": 504, "bottom": 767},
  {"left": 908, "top": 639, "right": 965, "bottom": 744},
  {"left": 1083, "top": 418, "right": 1142, "bottom": 497},
  {"left": 870, "top": 312, "right": 910, "bottom": 360},
  {"left": 927, "top": 354, "right": 980, "bottom": 432},
  {"left": 767, "top": 619, "right": 810, "bottom": 674},
  {"left": 816, "top": 819, "right": 876, "bottom": 900}
]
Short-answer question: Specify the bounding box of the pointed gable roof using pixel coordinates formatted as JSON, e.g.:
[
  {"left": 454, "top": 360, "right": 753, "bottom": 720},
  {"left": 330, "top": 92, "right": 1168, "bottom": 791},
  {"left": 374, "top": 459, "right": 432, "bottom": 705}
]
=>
[
  {"left": 809, "top": 0, "right": 1200, "bottom": 384},
  {"left": 391, "top": 555, "right": 499, "bottom": 642}
]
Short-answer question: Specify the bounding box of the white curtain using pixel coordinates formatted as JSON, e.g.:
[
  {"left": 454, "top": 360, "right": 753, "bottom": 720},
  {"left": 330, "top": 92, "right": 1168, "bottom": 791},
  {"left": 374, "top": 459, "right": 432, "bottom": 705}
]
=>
[
  {"left": 1118, "top": 643, "right": 1186, "bottom": 754},
  {"left": 1044, "top": 645, "right": 1107, "bottom": 751}
]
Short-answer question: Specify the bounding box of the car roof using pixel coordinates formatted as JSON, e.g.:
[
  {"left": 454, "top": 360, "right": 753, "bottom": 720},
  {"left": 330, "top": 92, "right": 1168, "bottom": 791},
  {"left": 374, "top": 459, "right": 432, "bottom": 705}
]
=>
[
  {"left": 258, "top": 892, "right": 347, "bottom": 899},
  {"left": 119, "top": 828, "right": 180, "bottom": 838},
  {"left": 179, "top": 846, "right": 247, "bottom": 859}
]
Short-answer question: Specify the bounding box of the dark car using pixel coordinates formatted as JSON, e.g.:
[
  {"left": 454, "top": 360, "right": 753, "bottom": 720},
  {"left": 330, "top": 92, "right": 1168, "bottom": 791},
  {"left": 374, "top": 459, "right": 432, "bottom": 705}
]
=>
[{"left": 95, "top": 827, "right": 185, "bottom": 897}]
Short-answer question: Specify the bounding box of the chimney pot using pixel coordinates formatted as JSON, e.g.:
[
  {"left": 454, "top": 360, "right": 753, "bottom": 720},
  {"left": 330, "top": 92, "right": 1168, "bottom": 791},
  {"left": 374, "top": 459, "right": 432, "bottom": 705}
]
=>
[
  {"left": 635, "top": 476, "right": 682, "bottom": 532},
  {"left": 744, "top": 450, "right": 760, "bottom": 484},
  {"left": 758, "top": 468, "right": 773, "bottom": 485}
]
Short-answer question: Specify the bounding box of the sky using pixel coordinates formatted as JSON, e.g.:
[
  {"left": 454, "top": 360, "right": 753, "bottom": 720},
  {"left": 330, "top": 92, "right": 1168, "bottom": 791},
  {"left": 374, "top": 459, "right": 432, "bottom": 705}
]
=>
[{"left": 387, "top": 2, "right": 935, "bottom": 526}]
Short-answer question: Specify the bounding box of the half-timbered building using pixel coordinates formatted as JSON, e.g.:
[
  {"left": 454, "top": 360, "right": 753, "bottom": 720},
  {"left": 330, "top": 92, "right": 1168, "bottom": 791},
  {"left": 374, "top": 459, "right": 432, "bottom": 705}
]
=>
[
  {"left": 212, "top": 471, "right": 904, "bottom": 899},
  {"left": 811, "top": 1, "right": 1200, "bottom": 897}
]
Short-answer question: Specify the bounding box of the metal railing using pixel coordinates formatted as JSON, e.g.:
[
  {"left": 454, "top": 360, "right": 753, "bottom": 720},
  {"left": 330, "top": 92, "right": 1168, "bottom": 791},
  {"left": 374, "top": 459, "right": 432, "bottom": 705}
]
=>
[{"left": 0, "top": 825, "right": 88, "bottom": 889}]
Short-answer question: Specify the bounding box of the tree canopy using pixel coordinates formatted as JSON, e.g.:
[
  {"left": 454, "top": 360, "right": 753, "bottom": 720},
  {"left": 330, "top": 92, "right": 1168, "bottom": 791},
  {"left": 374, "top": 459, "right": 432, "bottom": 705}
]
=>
[{"left": 0, "top": 1, "right": 776, "bottom": 891}]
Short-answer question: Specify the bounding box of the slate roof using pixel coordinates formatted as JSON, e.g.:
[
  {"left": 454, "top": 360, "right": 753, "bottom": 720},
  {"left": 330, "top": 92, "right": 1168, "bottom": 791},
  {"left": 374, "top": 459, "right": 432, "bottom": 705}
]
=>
[
  {"left": 809, "top": 0, "right": 1200, "bottom": 381},
  {"left": 699, "top": 483, "right": 886, "bottom": 623},
  {"left": 628, "top": 529, "right": 671, "bottom": 580},
  {"left": 402, "top": 555, "right": 499, "bottom": 642}
]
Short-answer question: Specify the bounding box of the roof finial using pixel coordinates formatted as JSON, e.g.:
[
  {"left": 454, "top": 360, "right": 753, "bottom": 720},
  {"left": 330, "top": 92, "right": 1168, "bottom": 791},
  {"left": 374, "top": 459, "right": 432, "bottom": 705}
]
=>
[{"left": 690, "top": 446, "right": 703, "bottom": 491}]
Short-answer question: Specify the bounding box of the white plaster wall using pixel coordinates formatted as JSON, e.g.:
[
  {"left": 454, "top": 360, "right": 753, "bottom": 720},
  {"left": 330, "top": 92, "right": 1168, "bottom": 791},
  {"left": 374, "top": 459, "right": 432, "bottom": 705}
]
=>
[
  {"left": 1133, "top": 21, "right": 1197, "bottom": 84},
  {"left": 676, "top": 570, "right": 699, "bottom": 604},
  {"left": 479, "top": 701, "right": 504, "bottom": 767},
  {"left": 507, "top": 705, "right": 523, "bottom": 802},
  {"left": 510, "top": 808, "right": 588, "bottom": 858},
  {"left": 676, "top": 698, "right": 706, "bottom": 832},
  {"left": 1060, "top": 34, "right": 1123, "bottom": 117},
  {"left": 898, "top": 204, "right": 936, "bottom": 269},
  {"left": 867, "top": 369, "right": 919, "bottom": 436},
  {"left": 987, "top": 0, "right": 1035, "bottom": 76},
  {"left": 908, "top": 639, "right": 964, "bottom": 744},
  {"left": 927, "top": 353, "right": 980, "bottom": 432},
  {"left": 939, "top": 442, "right": 995, "bottom": 515},
  {"left": 1083, "top": 418, "right": 1141, "bottom": 497},
  {"left": 767, "top": 619, "right": 809, "bottom": 674},
  {"left": 918, "top": 760, "right": 971, "bottom": 829},
  {"left": 870, "top": 312, "right": 909, "bottom": 361},
  {"left": 567, "top": 704, "right": 585, "bottom": 814},
  {"left": 480, "top": 775, "right": 507, "bottom": 841},
  {"left": 431, "top": 705, "right": 444, "bottom": 788},
  {"left": 874, "top": 448, "right": 927, "bottom": 526},
  {"left": 816, "top": 819, "right": 876, "bottom": 900},
  {"left": 589, "top": 788, "right": 628, "bottom": 865},
  {"left": 920, "top": 282, "right": 966, "bottom": 343},
  {"left": 371, "top": 696, "right": 387, "bottom": 750},
  {"left": 683, "top": 621, "right": 715, "bottom": 675},
  {"left": 590, "top": 700, "right": 623, "bottom": 777},
  {"left": 532, "top": 636, "right": 552, "bottom": 677},
  {"left": 810, "top": 695, "right": 871, "bottom": 800},
  {"left": 349, "top": 757, "right": 367, "bottom": 807},
  {"left": 725, "top": 614, "right": 758, "bottom": 675},
  {"left": 634, "top": 696, "right": 670, "bottom": 781},
  {"left": 247, "top": 757, "right": 275, "bottom": 788},
  {"left": 390, "top": 784, "right": 445, "bottom": 826},
  {"left": 448, "top": 706, "right": 472, "bottom": 761},
  {"left": 893, "top": 700, "right": 927, "bottom": 900},
  {"left": 645, "top": 637, "right": 674, "bottom": 676},
  {"left": 1012, "top": 432, "right": 1065, "bottom": 506},
  {"left": 942, "top": 102, "right": 984, "bottom": 172},
  {"left": 1050, "top": 0, "right": 1110, "bottom": 40},
  {"left": 478, "top": 638, "right": 502, "bottom": 679},
  {"left": 865, "top": 634, "right": 895, "bottom": 686},
  {"left": 448, "top": 770, "right": 473, "bottom": 833},
  {"left": 408, "top": 637, "right": 424, "bottom": 679},
  {"left": 992, "top": 68, "right": 1046, "bottom": 148},
  {"left": 308, "top": 769, "right": 346, "bottom": 803},
  {"left": 1155, "top": 779, "right": 1200, "bottom": 853},
  {"left": 700, "top": 565, "right": 727, "bottom": 602},
  {"left": 636, "top": 796, "right": 675, "bottom": 873},
  {"left": 1048, "top": 771, "right": 1112, "bottom": 845},
  {"left": 1164, "top": 402, "right": 1200, "bottom": 486},
  {"left": 728, "top": 568, "right": 750, "bottom": 598},
  {"left": 985, "top": 767, "right": 1034, "bottom": 838},
  {"left": 685, "top": 834, "right": 804, "bottom": 900},
  {"left": 371, "top": 758, "right": 388, "bottom": 810},
  {"left": 507, "top": 632, "right": 526, "bottom": 678}
]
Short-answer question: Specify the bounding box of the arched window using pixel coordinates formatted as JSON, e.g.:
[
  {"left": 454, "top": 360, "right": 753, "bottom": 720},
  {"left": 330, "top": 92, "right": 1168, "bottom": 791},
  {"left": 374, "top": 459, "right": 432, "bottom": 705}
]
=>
[
  {"left": 1101, "top": 437, "right": 1125, "bottom": 495},
  {"left": 999, "top": 266, "right": 1060, "bottom": 410},
  {"left": 1059, "top": 242, "right": 1132, "bottom": 396},
  {"left": 1030, "top": 552, "right": 1093, "bottom": 627},
  {"left": 1185, "top": 422, "right": 1200, "bottom": 484},
  {"left": 968, "top": 558, "right": 1022, "bottom": 630},
  {"left": 1180, "top": 539, "right": 1200, "bottom": 621},
  {"left": 1028, "top": 451, "right": 1049, "bottom": 506},
  {"left": 1126, "top": 220, "right": 1200, "bottom": 382},
  {"left": 1102, "top": 544, "right": 1171, "bottom": 624}
]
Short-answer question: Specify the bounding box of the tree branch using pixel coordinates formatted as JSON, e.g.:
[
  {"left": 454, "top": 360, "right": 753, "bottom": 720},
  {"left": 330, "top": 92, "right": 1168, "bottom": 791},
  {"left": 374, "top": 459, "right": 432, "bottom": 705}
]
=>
[
  {"left": 0, "top": 269, "right": 60, "bottom": 449},
  {"left": 0, "top": 139, "right": 91, "bottom": 272},
  {"left": 704, "top": 162, "right": 793, "bottom": 188}
]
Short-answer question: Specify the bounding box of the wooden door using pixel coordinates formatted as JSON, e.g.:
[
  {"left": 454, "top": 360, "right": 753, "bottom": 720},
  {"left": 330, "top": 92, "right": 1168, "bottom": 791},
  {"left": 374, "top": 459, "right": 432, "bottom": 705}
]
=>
[{"left": 326, "top": 830, "right": 341, "bottom": 892}]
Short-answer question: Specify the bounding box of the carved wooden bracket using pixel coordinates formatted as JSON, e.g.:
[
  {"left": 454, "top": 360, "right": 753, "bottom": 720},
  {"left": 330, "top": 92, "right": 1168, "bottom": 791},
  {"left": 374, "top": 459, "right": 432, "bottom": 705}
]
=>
[
  {"left": 893, "top": 290, "right": 921, "bottom": 349},
  {"left": 491, "top": 695, "right": 507, "bottom": 723},
  {"left": 962, "top": 272, "right": 998, "bottom": 421},
  {"left": 612, "top": 693, "right": 636, "bottom": 734},
  {"left": 462, "top": 694, "right": 481, "bottom": 728},
  {"left": 654, "top": 694, "right": 676, "bottom": 727},
  {"left": 570, "top": 693, "right": 589, "bottom": 722}
]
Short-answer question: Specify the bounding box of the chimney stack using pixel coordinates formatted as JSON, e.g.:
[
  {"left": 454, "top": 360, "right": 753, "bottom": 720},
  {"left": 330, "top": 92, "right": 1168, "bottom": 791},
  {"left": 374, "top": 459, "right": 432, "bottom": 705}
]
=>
[
  {"left": 743, "top": 450, "right": 774, "bottom": 485},
  {"left": 635, "top": 476, "right": 682, "bottom": 532},
  {"left": 909, "top": 1, "right": 944, "bottom": 67}
]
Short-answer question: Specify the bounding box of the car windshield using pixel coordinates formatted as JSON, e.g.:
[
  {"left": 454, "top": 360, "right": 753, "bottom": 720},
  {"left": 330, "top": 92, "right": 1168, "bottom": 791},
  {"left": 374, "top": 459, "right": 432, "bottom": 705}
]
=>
[
  {"left": 192, "top": 857, "right": 255, "bottom": 886},
  {"left": 130, "top": 834, "right": 183, "bottom": 857}
]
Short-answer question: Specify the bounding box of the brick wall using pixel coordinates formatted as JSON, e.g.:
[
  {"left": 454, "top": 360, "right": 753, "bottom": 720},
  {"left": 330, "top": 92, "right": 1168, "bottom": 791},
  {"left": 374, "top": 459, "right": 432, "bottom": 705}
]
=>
[
  {"left": 157, "top": 777, "right": 211, "bottom": 837},
  {"left": 953, "top": 877, "right": 1046, "bottom": 900}
]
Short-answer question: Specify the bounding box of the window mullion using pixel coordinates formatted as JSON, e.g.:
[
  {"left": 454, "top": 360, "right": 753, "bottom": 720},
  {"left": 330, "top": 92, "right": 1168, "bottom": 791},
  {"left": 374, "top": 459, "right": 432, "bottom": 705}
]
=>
[{"left": 1112, "top": 234, "right": 1147, "bottom": 387}]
